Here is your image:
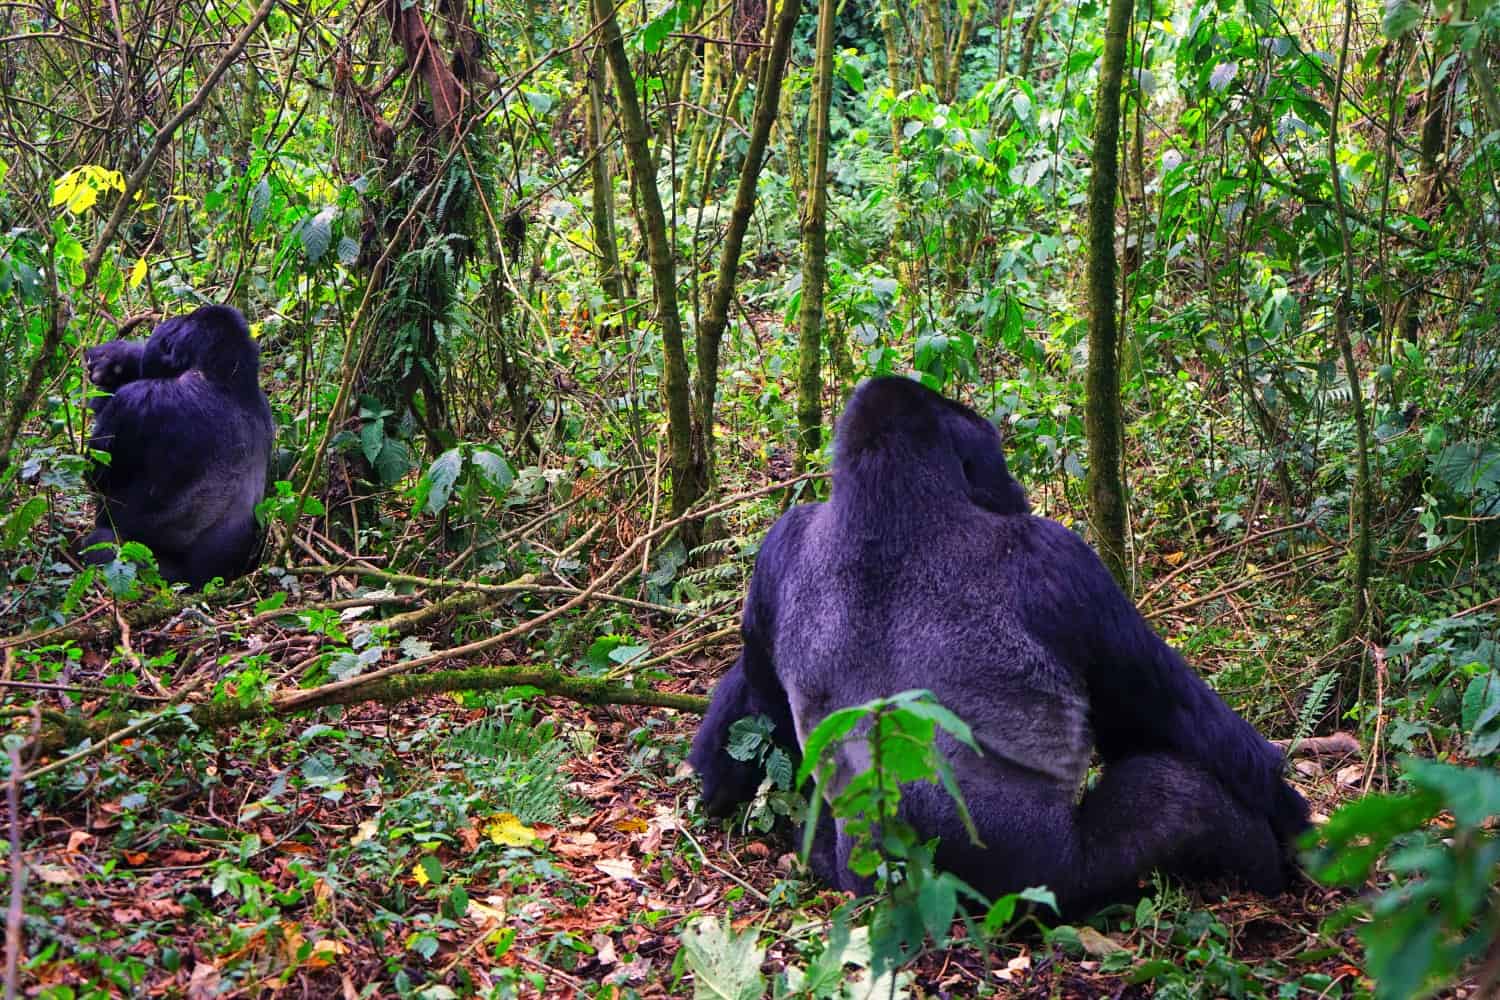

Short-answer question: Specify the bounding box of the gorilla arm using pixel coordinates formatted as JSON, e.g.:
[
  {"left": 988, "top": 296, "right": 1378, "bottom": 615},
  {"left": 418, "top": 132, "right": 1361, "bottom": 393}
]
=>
[
  {"left": 1018, "top": 517, "right": 1309, "bottom": 841},
  {"left": 689, "top": 506, "right": 816, "bottom": 814}
]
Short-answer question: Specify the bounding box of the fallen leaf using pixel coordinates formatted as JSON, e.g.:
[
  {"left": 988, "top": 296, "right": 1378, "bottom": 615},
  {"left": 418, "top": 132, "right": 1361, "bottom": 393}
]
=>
[
  {"left": 468, "top": 898, "right": 508, "bottom": 926},
  {"left": 486, "top": 813, "right": 537, "bottom": 847},
  {"left": 594, "top": 858, "right": 639, "bottom": 882},
  {"left": 306, "top": 938, "right": 347, "bottom": 969},
  {"left": 186, "top": 962, "right": 221, "bottom": 1000},
  {"left": 350, "top": 818, "right": 379, "bottom": 846},
  {"left": 591, "top": 933, "right": 618, "bottom": 966},
  {"left": 1078, "top": 926, "right": 1126, "bottom": 957},
  {"left": 32, "top": 864, "right": 79, "bottom": 886}
]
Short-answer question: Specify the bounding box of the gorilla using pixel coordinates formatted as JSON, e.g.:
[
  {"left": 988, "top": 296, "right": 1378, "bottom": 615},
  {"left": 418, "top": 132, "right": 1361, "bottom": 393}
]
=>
[
  {"left": 83, "top": 304, "right": 273, "bottom": 589},
  {"left": 689, "top": 376, "right": 1308, "bottom": 918}
]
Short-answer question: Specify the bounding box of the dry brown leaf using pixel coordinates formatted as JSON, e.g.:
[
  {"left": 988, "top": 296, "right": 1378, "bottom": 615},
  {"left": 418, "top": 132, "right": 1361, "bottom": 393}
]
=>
[{"left": 594, "top": 857, "right": 639, "bottom": 882}]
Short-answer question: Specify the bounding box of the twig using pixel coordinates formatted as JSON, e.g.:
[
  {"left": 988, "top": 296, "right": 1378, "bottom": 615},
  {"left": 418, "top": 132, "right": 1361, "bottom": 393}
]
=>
[
  {"left": 22, "top": 670, "right": 210, "bottom": 782},
  {"left": 1363, "top": 642, "right": 1387, "bottom": 797},
  {"left": 1144, "top": 545, "right": 1336, "bottom": 621},
  {"left": 0, "top": 604, "right": 110, "bottom": 650},
  {"left": 675, "top": 822, "right": 770, "bottom": 904},
  {"left": 1139, "top": 519, "right": 1315, "bottom": 607},
  {"left": 277, "top": 474, "right": 819, "bottom": 711},
  {"left": 81, "top": 0, "right": 279, "bottom": 282},
  {"left": 4, "top": 736, "right": 27, "bottom": 1000}
]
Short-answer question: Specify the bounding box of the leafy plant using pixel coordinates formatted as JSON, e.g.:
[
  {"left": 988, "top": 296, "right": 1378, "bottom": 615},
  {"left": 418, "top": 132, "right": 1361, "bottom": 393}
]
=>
[{"left": 1309, "top": 759, "right": 1500, "bottom": 999}]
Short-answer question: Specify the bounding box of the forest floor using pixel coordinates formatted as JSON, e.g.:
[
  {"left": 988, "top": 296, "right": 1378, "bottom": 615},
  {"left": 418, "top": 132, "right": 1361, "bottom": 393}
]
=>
[{"left": 20, "top": 601, "right": 1393, "bottom": 999}]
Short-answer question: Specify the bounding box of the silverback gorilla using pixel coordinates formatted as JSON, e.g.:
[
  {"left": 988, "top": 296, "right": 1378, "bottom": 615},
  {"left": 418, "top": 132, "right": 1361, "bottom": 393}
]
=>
[
  {"left": 83, "top": 305, "right": 273, "bottom": 588},
  {"left": 689, "top": 376, "right": 1308, "bottom": 918}
]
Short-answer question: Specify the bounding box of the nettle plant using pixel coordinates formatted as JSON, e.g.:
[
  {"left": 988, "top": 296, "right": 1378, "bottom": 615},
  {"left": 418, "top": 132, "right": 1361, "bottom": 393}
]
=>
[{"left": 797, "top": 689, "right": 1056, "bottom": 976}]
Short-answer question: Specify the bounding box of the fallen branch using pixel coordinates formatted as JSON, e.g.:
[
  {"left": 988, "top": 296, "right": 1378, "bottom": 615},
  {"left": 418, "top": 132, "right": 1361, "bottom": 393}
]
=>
[
  {"left": 1274, "top": 731, "right": 1359, "bottom": 757},
  {"left": 24, "top": 664, "right": 709, "bottom": 759}
]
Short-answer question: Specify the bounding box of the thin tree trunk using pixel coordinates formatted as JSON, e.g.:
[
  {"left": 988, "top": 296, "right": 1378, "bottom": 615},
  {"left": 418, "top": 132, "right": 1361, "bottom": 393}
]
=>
[
  {"left": 586, "top": 40, "right": 625, "bottom": 336},
  {"left": 692, "top": 0, "right": 803, "bottom": 486},
  {"left": 1084, "top": 0, "right": 1131, "bottom": 588},
  {"left": 592, "top": 0, "right": 701, "bottom": 517},
  {"left": 1328, "top": 0, "right": 1373, "bottom": 644},
  {"left": 1018, "top": 0, "right": 1051, "bottom": 80},
  {"left": 795, "top": 0, "right": 837, "bottom": 469},
  {"left": 1395, "top": 64, "right": 1451, "bottom": 347}
]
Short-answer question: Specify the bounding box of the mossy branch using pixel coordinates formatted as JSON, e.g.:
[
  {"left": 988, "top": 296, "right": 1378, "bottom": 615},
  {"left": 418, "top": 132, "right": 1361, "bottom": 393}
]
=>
[{"left": 26, "top": 664, "right": 709, "bottom": 762}]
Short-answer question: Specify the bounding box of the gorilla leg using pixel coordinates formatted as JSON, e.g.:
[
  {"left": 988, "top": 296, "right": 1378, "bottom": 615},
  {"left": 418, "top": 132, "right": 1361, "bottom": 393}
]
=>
[
  {"left": 826, "top": 753, "right": 1284, "bottom": 919},
  {"left": 1065, "top": 754, "right": 1285, "bottom": 914}
]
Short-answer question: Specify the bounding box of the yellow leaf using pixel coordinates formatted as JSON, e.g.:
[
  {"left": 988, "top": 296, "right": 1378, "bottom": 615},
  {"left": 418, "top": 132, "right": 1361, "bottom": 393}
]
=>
[
  {"left": 411, "top": 861, "right": 430, "bottom": 886},
  {"left": 67, "top": 183, "right": 98, "bottom": 214},
  {"left": 51, "top": 171, "right": 78, "bottom": 208},
  {"left": 249, "top": 321, "right": 263, "bottom": 340},
  {"left": 129, "top": 258, "right": 147, "bottom": 288},
  {"left": 485, "top": 813, "right": 536, "bottom": 847},
  {"left": 1246, "top": 562, "right": 1261, "bottom": 576}
]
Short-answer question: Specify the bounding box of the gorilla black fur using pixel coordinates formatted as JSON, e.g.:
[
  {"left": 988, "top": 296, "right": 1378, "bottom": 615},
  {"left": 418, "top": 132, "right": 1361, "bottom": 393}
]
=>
[
  {"left": 83, "top": 304, "right": 273, "bottom": 588},
  {"left": 689, "top": 376, "right": 1308, "bottom": 918}
]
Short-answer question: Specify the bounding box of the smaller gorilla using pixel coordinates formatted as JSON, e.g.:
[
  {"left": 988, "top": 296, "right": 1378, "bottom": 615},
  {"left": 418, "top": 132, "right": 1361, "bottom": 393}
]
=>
[
  {"left": 691, "top": 376, "right": 1309, "bottom": 919},
  {"left": 84, "top": 305, "right": 273, "bottom": 588}
]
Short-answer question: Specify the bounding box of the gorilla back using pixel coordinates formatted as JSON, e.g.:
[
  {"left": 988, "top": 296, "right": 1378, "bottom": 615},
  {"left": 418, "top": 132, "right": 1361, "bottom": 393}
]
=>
[
  {"left": 84, "top": 305, "right": 273, "bottom": 588},
  {"left": 691, "top": 376, "right": 1308, "bottom": 918}
]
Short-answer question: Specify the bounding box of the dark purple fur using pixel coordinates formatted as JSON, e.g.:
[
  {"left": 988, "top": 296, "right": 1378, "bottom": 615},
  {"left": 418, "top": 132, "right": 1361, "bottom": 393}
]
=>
[
  {"left": 689, "top": 376, "right": 1308, "bottom": 917},
  {"left": 83, "top": 305, "right": 273, "bottom": 588}
]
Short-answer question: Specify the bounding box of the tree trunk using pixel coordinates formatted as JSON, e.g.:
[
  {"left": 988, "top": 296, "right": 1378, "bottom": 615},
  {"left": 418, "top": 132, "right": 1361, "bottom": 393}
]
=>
[
  {"left": 1084, "top": 0, "right": 1131, "bottom": 588},
  {"left": 586, "top": 40, "right": 625, "bottom": 337},
  {"left": 1328, "top": 0, "right": 1373, "bottom": 646},
  {"left": 692, "top": 0, "right": 803, "bottom": 486},
  {"left": 795, "top": 0, "right": 836, "bottom": 470},
  {"left": 591, "top": 0, "right": 701, "bottom": 518}
]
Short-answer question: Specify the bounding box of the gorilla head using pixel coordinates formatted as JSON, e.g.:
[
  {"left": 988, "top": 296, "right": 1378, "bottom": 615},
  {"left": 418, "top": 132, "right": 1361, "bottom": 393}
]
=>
[
  {"left": 140, "top": 305, "right": 260, "bottom": 386},
  {"left": 835, "top": 377, "right": 1029, "bottom": 515}
]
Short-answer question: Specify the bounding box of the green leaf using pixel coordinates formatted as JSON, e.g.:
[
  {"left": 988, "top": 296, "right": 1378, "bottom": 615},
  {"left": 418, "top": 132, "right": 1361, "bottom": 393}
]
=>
[
  {"left": 797, "top": 706, "right": 865, "bottom": 785},
  {"left": 726, "top": 714, "right": 774, "bottom": 762},
  {"left": 1382, "top": 0, "right": 1422, "bottom": 38},
  {"left": 1405, "top": 758, "right": 1500, "bottom": 827},
  {"left": 337, "top": 236, "right": 359, "bottom": 265},
  {"left": 1461, "top": 672, "right": 1500, "bottom": 757},
  {"left": 471, "top": 447, "right": 514, "bottom": 494},
  {"left": 838, "top": 61, "right": 865, "bottom": 93},
  {"left": 641, "top": 5, "right": 677, "bottom": 53},
  {"left": 374, "top": 439, "right": 413, "bottom": 486},
  {"left": 250, "top": 177, "right": 270, "bottom": 226},
  {"left": 360, "top": 419, "right": 384, "bottom": 464},
  {"left": 1, "top": 496, "right": 45, "bottom": 550},
  {"left": 1432, "top": 442, "right": 1500, "bottom": 498},
  {"left": 916, "top": 872, "right": 958, "bottom": 941},
  {"left": 301, "top": 207, "right": 335, "bottom": 263},
  {"left": 678, "top": 916, "right": 765, "bottom": 1000},
  {"left": 423, "top": 448, "right": 463, "bottom": 514},
  {"left": 254, "top": 591, "right": 289, "bottom": 615},
  {"left": 1209, "top": 62, "right": 1238, "bottom": 91}
]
